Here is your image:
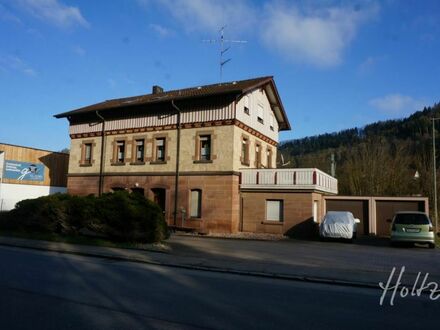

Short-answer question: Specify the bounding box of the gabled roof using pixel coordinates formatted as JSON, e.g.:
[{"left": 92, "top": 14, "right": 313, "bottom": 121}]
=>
[{"left": 54, "top": 76, "right": 291, "bottom": 130}]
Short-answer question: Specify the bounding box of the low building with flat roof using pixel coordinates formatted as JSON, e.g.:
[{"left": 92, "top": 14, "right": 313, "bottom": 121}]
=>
[{"left": 0, "top": 143, "right": 69, "bottom": 211}]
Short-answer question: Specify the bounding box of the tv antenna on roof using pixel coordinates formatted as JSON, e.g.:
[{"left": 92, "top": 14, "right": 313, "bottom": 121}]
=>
[{"left": 203, "top": 25, "right": 247, "bottom": 81}]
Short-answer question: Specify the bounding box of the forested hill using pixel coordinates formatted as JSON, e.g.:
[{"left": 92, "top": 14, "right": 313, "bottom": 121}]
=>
[{"left": 278, "top": 103, "right": 440, "bottom": 199}]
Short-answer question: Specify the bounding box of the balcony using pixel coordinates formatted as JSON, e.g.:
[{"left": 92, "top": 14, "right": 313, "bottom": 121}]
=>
[{"left": 239, "top": 168, "right": 338, "bottom": 194}]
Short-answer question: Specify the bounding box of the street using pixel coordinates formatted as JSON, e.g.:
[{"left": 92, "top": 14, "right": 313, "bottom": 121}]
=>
[{"left": 0, "top": 245, "right": 438, "bottom": 330}]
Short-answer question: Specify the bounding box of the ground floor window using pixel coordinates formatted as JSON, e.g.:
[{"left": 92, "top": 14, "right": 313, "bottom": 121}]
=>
[
  {"left": 190, "top": 189, "right": 202, "bottom": 218},
  {"left": 313, "top": 200, "right": 319, "bottom": 222},
  {"left": 266, "top": 200, "right": 283, "bottom": 222}
]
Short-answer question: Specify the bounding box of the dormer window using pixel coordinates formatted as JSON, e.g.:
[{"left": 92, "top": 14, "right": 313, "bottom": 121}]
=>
[{"left": 257, "top": 104, "right": 264, "bottom": 124}]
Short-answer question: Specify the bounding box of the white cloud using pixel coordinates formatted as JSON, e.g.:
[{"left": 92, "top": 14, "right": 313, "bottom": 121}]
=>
[
  {"left": 138, "top": 1, "right": 380, "bottom": 68},
  {"left": 154, "top": 0, "right": 255, "bottom": 33},
  {"left": 0, "top": 55, "right": 37, "bottom": 76},
  {"left": 0, "top": 4, "right": 22, "bottom": 24},
  {"left": 261, "top": 3, "right": 379, "bottom": 67},
  {"left": 72, "top": 45, "right": 86, "bottom": 56},
  {"left": 149, "top": 23, "right": 172, "bottom": 37},
  {"left": 15, "top": 0, "right": 89, "bottom": 28},
  {"left": 358, "top": 55, "right": 386, "bottom": 74},
  {"left": 369, "top": 94, "right": 426, "bottom": 115}
]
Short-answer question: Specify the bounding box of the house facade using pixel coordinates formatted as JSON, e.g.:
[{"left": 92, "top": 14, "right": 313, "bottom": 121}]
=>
[{"left": 55, "top": 77, "right": 338, "bottom": 234}]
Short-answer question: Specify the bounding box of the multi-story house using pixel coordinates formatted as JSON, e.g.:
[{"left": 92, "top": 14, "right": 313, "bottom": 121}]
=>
[{"left": 55, "top": 76, "right": 338, "bottom": 234}]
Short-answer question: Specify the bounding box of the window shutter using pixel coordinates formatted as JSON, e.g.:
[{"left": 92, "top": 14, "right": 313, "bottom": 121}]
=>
[{"left": 266, "top": 200, "right": 282, "bottom": 221}]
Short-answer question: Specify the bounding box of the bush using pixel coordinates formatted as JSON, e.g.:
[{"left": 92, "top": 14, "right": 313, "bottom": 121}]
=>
[{"left": 0, "top": 191, "right": 169, "bottom": 243}]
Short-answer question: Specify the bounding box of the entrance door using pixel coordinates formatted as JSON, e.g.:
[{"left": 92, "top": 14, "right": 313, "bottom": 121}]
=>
[{"left": 151, "top": 188, "right": 166, "bottom": 214}]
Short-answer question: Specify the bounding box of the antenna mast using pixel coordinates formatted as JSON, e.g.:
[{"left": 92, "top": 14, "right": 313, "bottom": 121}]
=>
[{"left": 203, "top": 26, "right": 247, "bottom": 81}]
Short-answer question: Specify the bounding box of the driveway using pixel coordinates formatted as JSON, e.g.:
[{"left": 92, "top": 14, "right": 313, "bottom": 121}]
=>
[{"left": 167, "top": 234, "right": 440, "bottom": 286}]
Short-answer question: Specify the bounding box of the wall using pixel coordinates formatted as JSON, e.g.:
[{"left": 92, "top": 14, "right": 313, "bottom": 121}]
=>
[
  {"left": 0, "top": 183, "right": 67, "bottom": 211},
  {"left": 241, "top": 190, "right": 323, "bottom": 237},
  {"left": 0, "top": 143, "right": 68, "bottom": 187},
  {"left": 68, "top": 174, "right": 241, "bottom": 234},
  {"left": 69, "top": 125, "right": 238, "bottom": 175},
  {"left": 236, "top": 88, "right": 279, "bottom": 142},
  {"left": 232, "top": 126, "right": 276, "bottom": 170}
]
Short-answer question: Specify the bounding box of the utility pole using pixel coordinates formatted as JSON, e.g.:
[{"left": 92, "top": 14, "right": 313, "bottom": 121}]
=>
[
  {"left": 203, "top": 26, "right": 247, "bottom": 81},
  {"left": 432, "top": 118, "right": 439, "bottom": 233},
  {"left": 330, "top": 153, "right": 336, "bottom": 177}
]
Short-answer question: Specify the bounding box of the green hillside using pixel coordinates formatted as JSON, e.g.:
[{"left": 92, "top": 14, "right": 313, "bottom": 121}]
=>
[{"left": 279, "top": 103, "right": 440, "bottom": 202}]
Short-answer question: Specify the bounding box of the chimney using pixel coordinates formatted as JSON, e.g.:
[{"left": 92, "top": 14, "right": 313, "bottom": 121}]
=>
[{"left": 152, "top": 85, "right": 164, "bottom": 94}]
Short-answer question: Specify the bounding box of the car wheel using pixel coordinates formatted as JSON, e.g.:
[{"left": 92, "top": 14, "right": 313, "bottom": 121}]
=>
[{"left": 428, "top": 243, "right": 436, "bottom": 249}]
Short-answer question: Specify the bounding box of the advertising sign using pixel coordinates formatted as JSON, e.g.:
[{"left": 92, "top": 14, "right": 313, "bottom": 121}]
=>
[{"left": 3, "top": 160, "right": 45, "bottom": 182}]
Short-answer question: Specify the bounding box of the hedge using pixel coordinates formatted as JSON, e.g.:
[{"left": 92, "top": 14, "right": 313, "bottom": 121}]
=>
[{"left": 0, "top": 191, "right": 169, "bottom": 243}]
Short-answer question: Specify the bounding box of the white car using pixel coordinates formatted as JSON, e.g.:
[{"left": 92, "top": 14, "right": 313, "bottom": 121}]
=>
[{"left": 319, "top": 211, "right": 361, "bottom": 241}]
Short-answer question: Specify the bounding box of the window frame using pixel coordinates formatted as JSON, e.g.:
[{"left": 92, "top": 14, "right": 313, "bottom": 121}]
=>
[
  {"left": 241, "top": 135, "right": 250, "bottom": 166},
  {"left": 266, "top": 147, "right": 272, "bottom": 169},
  {"left": 199, "top": 135, "right": 211, "bottom": 161},
  {"left": 266, "top": 200, "right": 284, "bottom": 222},
  {"left": 190, "top": 189, "right": 202, "bottom": 219},
  {"left": 244, "top": 95, "right": 250, "bottom": 115},
  {"left": 255, "top": 142, "right": 262, "bottom": 168},
  {"left": 153, "top": 137, "right": 166, "bottom": 163},
  {"left": 257, "top": 104, "right": 264, "bottom": 124},
  {"left": 79, "top": 140, "right": 95, "bottom": 167},
  {"left": 134, "top": 138, "right": 145, "bottom": 163},
  {"left": 193, "top": 131, "right": 215, "bottom": 164},
  {"left": 116, "top": 140, "right": 126, "bottom": 164}
]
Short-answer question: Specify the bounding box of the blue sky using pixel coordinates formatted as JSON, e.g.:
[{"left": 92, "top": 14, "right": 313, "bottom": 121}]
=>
[{"left": 0, "top": 0, "right": 439, "bottom": 151}]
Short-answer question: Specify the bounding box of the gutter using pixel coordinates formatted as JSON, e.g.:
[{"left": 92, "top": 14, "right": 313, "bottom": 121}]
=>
[
  {"left": 171, "top": 100, "right": 181, "bottom": 227},
  {"left": 95, "top": 111, "right": 106, "bottom": 196}
]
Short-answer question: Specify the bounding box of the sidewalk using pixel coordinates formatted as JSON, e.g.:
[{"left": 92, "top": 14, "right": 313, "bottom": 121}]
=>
[{"left": 1, "top": 234, "right": 438, "bottom": 289}]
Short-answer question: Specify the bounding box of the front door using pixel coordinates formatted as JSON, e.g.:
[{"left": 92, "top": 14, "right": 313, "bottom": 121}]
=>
[{"left": 151, "top": 188, "right": 166, "bottom": 214}]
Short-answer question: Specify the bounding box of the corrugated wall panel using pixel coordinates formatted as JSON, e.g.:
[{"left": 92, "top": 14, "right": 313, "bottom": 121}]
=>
[{"left": 69, "top": 101, "right": 234, "bottom": 134}]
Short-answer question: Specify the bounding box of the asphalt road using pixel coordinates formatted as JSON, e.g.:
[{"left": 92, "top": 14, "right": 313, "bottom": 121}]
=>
[{"left": 0, "top": 246, "right": 438, "bottom": 330}]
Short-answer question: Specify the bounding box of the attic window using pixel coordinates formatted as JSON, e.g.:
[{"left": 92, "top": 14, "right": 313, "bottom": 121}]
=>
[
  {"left": 270, "top": 115, "right": 274, "bottom": 131},
  {"left": 244, "top": 96, "right": 250, "bottom": 115},
  {"left": 257, "top": 104, "right": 264, "bottom": 124}
]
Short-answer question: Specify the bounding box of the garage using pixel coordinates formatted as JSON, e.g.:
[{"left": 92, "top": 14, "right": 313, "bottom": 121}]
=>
[
  {"left": 325, "top": 198, "right": 369, "bottom": 236},
  {"left": 375, "top": 200, "right": 426, "bottom": 237},
  {"left": 324, "top": 196, "right": 429, "bottom": 237}
]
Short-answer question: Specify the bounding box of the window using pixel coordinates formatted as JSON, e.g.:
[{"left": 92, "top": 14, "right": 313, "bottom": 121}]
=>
[
  {"left": 199, "top": 135, "right": 211, "bottom": 161},
  {"left": 84, "top": 143, "right": 92, "bottom": 164},
  {"left": 270, "top": 115, "right": 274, "bottom": 131},
  {"left": 266, "top": 148, "right": 272, "bottom": 169},
  {"left": 241, "top": 137, "right": 249, "bottom": 165},
  {"left": 155, "top": 138, "right": 166, "bottom": 161},
  {"left": 257, "top": 104, "right": 264, "bottom": 124},
  {"left": 135, "top": 139, "right": 145, "bottom": 162},
  {"left": 266, "top": 200, "right": 283, "bottom": 222},
  {"left": 244, "top": 96, "right": 250, "bottom": 115},
  {"left": 313, "top": 201, "right": 319, "bottom": 223},
  {"left": 116, "top": 141, "right": 125, "bottom": 163},
  {"left": 190, "top": 189, "right": 202, "bottom": 218},
  {"left": 255, "top": 144, "right": 262, "bottom": 168}
]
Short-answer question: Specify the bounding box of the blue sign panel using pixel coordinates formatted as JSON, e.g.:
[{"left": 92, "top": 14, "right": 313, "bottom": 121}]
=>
[{"left": 3, "top": 160, "right": 45, "bottom": 181}]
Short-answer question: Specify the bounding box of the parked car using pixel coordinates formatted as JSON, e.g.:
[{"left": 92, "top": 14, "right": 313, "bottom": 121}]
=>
[
  {"left": 388, "top": 211, "right": 435, "bottom": 248},
  {"left": 319, "top": 211, "right": 360, "bottom": 241}
]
